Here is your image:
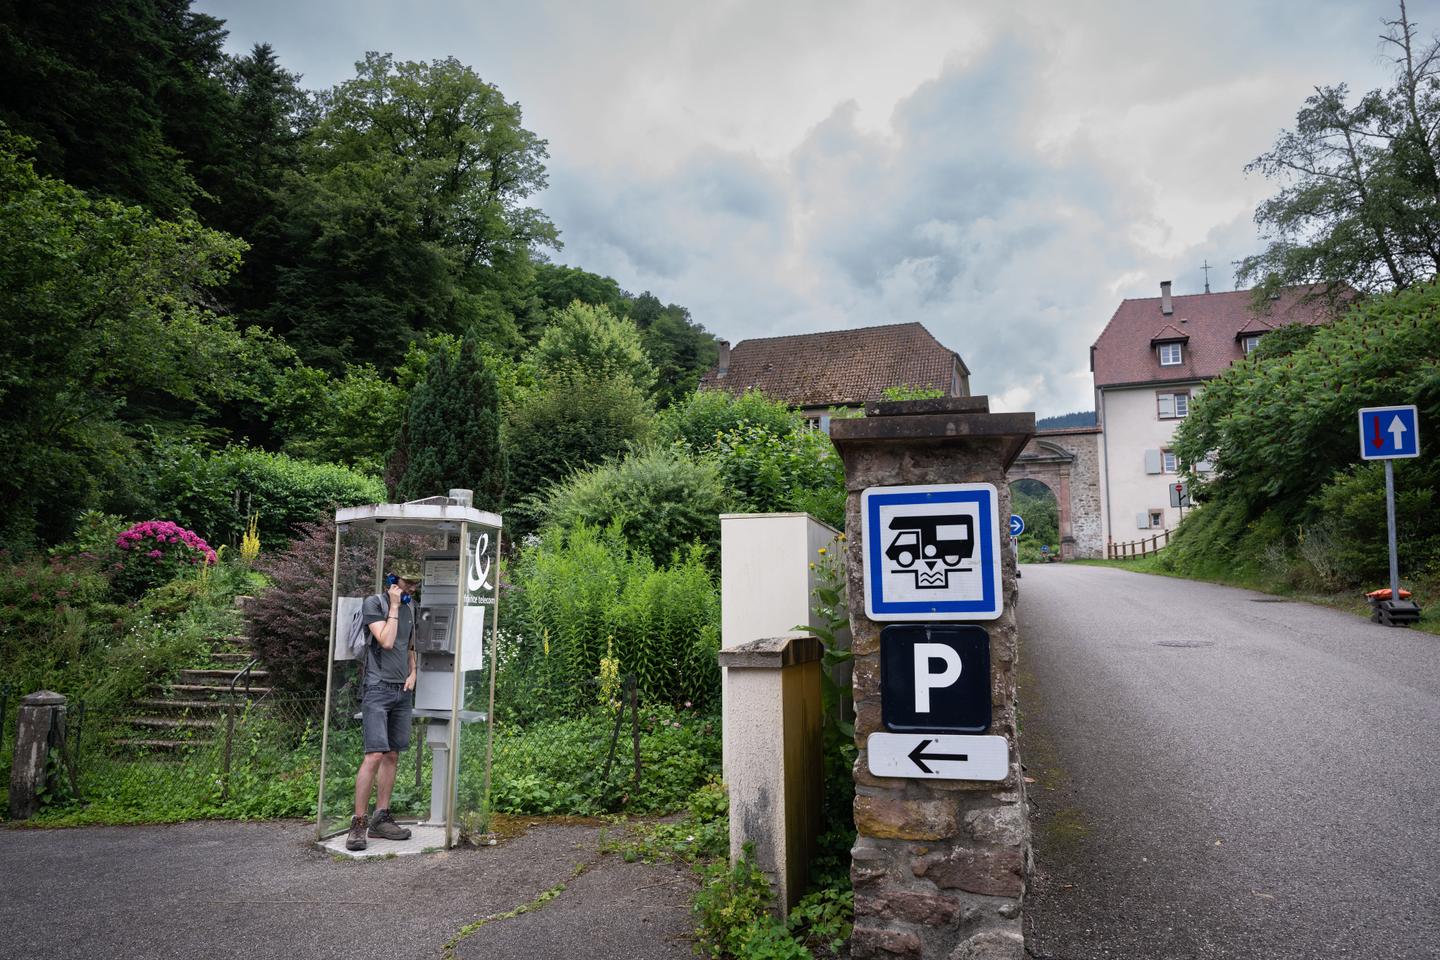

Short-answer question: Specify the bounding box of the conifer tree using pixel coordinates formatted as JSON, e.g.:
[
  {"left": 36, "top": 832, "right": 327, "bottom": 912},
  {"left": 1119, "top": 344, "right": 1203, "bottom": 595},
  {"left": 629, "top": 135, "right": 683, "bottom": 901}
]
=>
[{"left": 394, "top": 335, "right": 507, "bottom": 509}]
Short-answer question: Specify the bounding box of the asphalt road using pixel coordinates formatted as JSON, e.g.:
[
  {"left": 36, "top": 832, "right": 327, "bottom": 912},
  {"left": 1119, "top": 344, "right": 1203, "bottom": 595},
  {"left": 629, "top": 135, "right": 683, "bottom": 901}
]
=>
[
  {"left": 1017, "top": 563, "right": 1440, "bottom": 960},
  {"left": 0, "top": 820, "right": 697, "bottom": 960}
]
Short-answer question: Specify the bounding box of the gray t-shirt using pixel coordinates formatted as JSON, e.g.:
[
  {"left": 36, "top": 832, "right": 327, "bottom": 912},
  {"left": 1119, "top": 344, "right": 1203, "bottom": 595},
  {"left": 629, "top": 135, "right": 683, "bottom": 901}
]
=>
[{"left": 361, "top": 594, "right": 414, "bottom": 685}]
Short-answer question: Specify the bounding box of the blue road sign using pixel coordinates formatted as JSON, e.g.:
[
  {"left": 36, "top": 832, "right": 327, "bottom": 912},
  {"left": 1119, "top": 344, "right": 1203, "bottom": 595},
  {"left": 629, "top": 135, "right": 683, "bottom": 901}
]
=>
[
  {"left": 1009, "top": 514, "right": 1025, "bottom": 538},
  {"left": 1359, "top": 405, "right": 1420, "bottom": 460},
  {"left": 861, "top": 483, "right": 1003, "bottom": 622}
]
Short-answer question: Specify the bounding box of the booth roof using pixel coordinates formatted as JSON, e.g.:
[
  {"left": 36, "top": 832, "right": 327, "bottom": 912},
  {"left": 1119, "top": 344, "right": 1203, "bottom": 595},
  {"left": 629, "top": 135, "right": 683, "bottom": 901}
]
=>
[{"left": 334, "top": 501, "right": 502, "bottom": 532}]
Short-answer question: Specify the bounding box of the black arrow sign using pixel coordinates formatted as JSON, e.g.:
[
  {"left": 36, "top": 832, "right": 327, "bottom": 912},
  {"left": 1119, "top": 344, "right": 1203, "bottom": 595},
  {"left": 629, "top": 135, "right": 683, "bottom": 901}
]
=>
[{"left": 908, "top": 738, "right": 969, "bottom": 774}]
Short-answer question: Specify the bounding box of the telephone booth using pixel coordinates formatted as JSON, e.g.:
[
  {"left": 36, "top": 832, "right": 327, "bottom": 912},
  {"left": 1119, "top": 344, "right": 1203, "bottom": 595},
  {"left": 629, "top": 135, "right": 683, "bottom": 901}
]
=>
[{"left": 315, "top": 490, "right": 502, "bottom": 850}]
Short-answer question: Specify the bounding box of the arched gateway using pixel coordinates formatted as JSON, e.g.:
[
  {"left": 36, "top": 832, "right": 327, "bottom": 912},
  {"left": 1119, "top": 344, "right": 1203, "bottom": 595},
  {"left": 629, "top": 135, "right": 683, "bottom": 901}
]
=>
[{"left": 1006, "top": 427, "right": 1102, "bottom": 559}]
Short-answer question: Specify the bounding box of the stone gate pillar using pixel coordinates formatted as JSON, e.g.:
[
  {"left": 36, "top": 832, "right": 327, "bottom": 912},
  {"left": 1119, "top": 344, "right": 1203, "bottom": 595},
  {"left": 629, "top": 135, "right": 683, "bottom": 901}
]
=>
[{"left": 830, "top": 397, "right": 1034, "bottom": 960}]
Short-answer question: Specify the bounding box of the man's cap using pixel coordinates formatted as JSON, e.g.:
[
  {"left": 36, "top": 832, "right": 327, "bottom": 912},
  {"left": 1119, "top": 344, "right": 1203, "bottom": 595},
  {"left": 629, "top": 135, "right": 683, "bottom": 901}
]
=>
[{"left": 392, "top": 559, "right": 423, "bottom": 583}]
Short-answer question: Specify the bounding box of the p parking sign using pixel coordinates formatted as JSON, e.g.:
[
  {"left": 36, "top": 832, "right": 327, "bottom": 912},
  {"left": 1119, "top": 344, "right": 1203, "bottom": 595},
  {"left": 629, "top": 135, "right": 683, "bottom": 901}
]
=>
[
  {"left": 880, "top": 624, "right": 991, "bottom": 733},
  {"left": 861, "top": 483, "right": 1003, "bottom": 621}
]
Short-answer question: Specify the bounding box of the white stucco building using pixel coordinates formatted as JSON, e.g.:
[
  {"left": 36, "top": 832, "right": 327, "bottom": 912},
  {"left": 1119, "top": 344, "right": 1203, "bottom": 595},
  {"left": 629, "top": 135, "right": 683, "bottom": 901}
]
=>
[{"left": 1091, "top": 281, "right": 1338, "bottom": 544}]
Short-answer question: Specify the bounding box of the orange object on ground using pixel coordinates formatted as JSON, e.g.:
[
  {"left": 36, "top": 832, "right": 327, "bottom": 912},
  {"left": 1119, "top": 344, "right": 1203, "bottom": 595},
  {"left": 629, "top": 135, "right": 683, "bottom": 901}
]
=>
[{"left": 1366, "top": 588, "right": 1412, "bottom": 600}]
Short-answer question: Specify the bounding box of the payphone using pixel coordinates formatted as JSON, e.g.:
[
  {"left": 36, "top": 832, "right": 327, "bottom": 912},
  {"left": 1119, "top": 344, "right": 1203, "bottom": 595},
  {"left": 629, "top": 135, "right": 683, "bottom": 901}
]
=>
[
  {"left": 414, "top": 549, "right": 458, "bottom": 712},
  {"left": 318, "top": 491, "right": 502, "bottom": 851}
]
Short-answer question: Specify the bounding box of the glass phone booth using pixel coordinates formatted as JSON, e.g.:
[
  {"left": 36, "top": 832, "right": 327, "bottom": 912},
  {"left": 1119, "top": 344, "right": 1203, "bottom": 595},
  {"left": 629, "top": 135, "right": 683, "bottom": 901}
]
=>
[{"left": 315, "top": 491, "right": 502, "bottom": 849}]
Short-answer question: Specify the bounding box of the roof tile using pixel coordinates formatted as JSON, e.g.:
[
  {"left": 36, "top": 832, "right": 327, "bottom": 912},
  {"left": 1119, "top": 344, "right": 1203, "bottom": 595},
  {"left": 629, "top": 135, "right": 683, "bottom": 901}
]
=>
[
  {"left": 1093, "top": 286, "right": 1341, "bottom": 388},
  {"left": 699, "top": 322, "right": 964, "bottom": 408}
]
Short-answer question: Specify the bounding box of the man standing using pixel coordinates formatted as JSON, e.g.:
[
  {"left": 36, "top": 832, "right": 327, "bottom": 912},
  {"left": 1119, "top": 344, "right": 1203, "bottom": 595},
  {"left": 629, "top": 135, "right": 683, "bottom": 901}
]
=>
[{"left": 346, "top": 563, "right": 420, "bottom": 850}]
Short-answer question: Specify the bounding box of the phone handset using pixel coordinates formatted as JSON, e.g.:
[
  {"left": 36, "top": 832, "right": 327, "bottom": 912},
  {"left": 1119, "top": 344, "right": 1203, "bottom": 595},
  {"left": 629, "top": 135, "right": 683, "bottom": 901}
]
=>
[{"left": 384, "top": 573, "right": 412, "bottom": 605}]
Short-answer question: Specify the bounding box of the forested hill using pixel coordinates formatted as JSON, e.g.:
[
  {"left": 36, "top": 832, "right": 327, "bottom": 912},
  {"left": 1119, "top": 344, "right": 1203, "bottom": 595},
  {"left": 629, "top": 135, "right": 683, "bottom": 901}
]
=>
[
  {"left": 1036, "top": 410, "right": 1097, "bottom": 430},
  {"left": 0, "top": 0, "right": 715, "bottom": 547}
]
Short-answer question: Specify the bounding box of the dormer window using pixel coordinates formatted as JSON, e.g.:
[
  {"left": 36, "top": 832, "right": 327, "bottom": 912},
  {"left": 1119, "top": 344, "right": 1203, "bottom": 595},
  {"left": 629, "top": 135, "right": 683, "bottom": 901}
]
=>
[
  {"left": 1242, "top": 334, "right": 1263, "bottom": 355},
  {"left": 1158, "top": 342, "right": 1183, "bottom": 366}
]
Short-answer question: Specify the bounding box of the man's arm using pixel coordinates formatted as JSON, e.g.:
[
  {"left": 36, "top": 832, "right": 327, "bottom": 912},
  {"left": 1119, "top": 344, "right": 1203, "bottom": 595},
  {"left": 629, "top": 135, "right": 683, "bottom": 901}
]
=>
[
  {"left": 405, "top": 645, "right": 417, "bottom": 691},
  {"left": 366, "top": 586, "right": 405, "bottom": 649}
]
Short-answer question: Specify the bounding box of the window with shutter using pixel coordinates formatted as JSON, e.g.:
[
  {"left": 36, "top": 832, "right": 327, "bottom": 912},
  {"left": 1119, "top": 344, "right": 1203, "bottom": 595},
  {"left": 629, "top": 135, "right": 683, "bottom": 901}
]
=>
[{"left": 1144, "top": 449, "right": 1162, "bottom": 474}]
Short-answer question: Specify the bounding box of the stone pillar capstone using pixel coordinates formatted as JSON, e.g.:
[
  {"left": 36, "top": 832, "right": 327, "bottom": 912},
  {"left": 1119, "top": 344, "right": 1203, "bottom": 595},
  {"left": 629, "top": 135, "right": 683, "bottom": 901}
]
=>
[
  {"left": 830, "top": 397, "right": 1034, "bottom": 960},
  {"left": 9, "top": 690, "right": 68, "bottom": 821}
]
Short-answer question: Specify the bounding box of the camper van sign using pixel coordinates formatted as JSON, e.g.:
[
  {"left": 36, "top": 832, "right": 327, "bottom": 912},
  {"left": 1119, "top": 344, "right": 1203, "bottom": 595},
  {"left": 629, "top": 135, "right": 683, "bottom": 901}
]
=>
[{"left": 862, "top": 483, "right": 1003, "bottom": 621}]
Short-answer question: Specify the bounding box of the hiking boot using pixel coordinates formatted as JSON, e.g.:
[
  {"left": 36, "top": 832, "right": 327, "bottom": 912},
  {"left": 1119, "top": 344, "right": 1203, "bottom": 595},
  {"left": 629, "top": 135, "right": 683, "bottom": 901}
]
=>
[
  {"left": 369, "top": 808, "right": 411, "bottom": 841},
  {"left": 345, "top": 814, "right": 369, "bottom": 851}
]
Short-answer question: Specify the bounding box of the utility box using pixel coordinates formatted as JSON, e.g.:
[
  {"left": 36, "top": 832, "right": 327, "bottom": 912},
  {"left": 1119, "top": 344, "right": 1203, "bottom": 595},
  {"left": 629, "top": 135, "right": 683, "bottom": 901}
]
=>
[{"left": 720, "top": 513, "right": 845, "bottom": 914}]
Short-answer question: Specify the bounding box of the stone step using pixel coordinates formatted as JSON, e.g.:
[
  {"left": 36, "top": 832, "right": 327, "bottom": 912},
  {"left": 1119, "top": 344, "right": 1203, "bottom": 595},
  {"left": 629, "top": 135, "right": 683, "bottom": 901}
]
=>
[
  {"left": 150, "top": 683, "right": 272, "bottom": 699},
  {"left": 133, "top": 698, "right": 241, "bottom": 713},
  {"left": 123, "top": 716, "right": 223, "bottom": 732},
  {"left": 208, "top": 652, "right": 255, "bottom": 664},
  {"left": 179, "top": 668, "right": 269, "bottom": 683}
]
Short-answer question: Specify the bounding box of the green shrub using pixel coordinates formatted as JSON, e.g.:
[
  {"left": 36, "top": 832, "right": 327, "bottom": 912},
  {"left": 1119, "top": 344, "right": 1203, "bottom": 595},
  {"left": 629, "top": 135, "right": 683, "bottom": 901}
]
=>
[
  {"left": 656, "top": 389, "right": 801, "bottom": 453},
  {"left": 0, "top": 551, "right": 261, "bottom": 712},
  {"left": 1309, "top": 461, "right": 1440, "bottom": 585},
  {"left": 267, "top": 362, "right": 405, "bottom": 476},
  {"left": 694, "top": 844, "right": 806, "bottom": 959},
  {"left": 504, "top": 524, "right": 721, "bottom": 715},
  {"left": 711, "top": 424, "right": 846, "bottom": 529},
  {"left": 534, "top": 448, "right": 728, "bottom": 565},
  {"left": 505, "top": 376, "right": 652, "bottom": 509},
  {"left": 148, "top": 443, "right": 384, "bottom": 547}
]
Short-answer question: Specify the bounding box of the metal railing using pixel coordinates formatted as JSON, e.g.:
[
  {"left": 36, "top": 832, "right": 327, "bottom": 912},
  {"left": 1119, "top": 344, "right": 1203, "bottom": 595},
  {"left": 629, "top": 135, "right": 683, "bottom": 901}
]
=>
[{"left": 1107, "top": 528, "right": 1172, "bottom": 559}]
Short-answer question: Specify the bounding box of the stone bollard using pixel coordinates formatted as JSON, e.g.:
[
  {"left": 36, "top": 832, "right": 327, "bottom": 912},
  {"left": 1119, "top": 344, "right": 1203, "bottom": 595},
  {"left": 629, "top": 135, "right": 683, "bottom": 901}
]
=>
[
  {"left": 830, "top": 397, "right": 1034, "bottom": 960},
  {"left": 719, "top": 635, "right": 824, "bottom": 915},
  {"left": 9, "top": 690, "right": 68, "bottom": 820}
]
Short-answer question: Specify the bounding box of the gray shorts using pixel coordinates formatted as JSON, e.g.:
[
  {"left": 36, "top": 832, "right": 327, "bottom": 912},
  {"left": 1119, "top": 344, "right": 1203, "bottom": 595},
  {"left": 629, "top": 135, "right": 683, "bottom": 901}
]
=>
[{"left": 361, "top": 683, "right": 412, "bottom": 754}]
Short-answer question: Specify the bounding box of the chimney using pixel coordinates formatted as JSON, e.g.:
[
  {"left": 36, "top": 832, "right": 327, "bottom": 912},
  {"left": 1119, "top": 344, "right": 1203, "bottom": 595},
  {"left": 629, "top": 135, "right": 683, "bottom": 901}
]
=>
[
  {"left": 1160, "top": 281, "right": 1173, "bottom": 316},
  {"left": 716, "top": 339, "right": 731, "bottom": 378}
]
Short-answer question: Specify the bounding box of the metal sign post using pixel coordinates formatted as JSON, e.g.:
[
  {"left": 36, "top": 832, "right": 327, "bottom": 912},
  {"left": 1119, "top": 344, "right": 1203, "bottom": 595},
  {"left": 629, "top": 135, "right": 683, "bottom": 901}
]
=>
[{"left": 1358, "top": 405, "right": 1421, "bottom": 626}]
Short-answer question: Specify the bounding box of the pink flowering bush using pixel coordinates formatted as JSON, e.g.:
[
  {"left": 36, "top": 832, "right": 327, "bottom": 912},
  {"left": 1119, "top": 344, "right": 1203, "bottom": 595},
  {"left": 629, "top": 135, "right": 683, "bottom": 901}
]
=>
[{"left": 111, "top": 520, "right": 218, "bottom": 599}]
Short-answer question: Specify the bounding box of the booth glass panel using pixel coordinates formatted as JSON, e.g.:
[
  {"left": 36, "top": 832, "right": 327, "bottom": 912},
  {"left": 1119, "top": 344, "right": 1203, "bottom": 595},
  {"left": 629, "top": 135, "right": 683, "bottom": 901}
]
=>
[{"left": 451, "top": 523, "right": 501, "bottom": 844}]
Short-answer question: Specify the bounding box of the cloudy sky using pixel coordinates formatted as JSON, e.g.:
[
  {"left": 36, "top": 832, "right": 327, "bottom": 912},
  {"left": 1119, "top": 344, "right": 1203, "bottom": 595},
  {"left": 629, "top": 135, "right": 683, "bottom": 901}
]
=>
[{"left": 198, "top": 0, "right": 1427, "bottom": 416}]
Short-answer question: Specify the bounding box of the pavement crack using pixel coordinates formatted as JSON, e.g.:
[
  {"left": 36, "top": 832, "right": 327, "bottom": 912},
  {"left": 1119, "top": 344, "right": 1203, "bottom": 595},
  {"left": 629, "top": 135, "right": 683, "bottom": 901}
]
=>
[{"left": 440, "top": 857, "right": 595, "bottom": 959}]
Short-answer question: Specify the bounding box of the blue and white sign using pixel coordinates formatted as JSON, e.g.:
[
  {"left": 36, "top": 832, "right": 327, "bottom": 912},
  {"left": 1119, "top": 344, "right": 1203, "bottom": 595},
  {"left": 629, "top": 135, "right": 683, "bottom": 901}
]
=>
[
  {"left": 1008, "top": 514, "right": 1025, "bottom": 538},
  {"left": 862, "top": 483, "right": 1004, "bottom": 621},
  {"left": 1359, "top": 405, "right": 1420, "bottom": 460}
]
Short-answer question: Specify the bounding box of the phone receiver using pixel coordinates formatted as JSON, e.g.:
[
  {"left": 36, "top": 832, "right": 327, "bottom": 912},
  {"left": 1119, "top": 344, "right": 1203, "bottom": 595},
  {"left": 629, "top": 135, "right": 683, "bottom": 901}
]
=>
[{"left": 384, "top": 573, "right": 412, "bottom": 604}]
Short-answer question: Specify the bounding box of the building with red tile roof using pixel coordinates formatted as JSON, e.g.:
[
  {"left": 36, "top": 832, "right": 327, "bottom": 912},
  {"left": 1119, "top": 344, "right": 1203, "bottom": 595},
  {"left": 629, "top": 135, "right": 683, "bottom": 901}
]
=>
[
  {"left": 1092, "top": 281, "right": 1341, "bottom": 543},
  {"left": 698, "top": 322, "right": 970, "bottom": 414}
]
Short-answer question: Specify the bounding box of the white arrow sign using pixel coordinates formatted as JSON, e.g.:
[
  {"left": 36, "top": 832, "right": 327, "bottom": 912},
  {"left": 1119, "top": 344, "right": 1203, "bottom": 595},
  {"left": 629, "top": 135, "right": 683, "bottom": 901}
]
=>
[
  {"left": 867, "top": 732, "right": 1009, "bottom": 781},
  {"left": 1389, "top": 415, "right": 1408, "bottom": 450}
]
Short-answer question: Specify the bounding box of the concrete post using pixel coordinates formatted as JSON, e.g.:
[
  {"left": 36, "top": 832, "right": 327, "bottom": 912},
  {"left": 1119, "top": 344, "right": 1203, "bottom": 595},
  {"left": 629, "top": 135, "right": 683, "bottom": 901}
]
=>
[
  {"left": 718, "top": 635, "right": 824, "bottom": 915},
  {"left": 830, "top": 397, "right": 1035, "bottom": 960},
  {"left": 9, "top": 690, "right": 67, "bottom": 821}
]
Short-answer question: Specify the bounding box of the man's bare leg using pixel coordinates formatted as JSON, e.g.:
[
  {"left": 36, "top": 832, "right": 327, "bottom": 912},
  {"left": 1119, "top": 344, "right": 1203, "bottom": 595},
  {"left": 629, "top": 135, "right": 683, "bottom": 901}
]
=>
[
  {"left": 354, "top": 752, "right": 383, "bottom": 817},
  {"left": 375, "top": 751, "right": 399, "bottom": 811}
]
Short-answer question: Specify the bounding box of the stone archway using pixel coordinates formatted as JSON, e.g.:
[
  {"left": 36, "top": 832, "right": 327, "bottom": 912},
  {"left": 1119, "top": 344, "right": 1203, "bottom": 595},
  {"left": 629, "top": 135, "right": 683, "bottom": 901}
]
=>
[{"left": 1006, "top": 429, "right": 1102, "bottom": 559}]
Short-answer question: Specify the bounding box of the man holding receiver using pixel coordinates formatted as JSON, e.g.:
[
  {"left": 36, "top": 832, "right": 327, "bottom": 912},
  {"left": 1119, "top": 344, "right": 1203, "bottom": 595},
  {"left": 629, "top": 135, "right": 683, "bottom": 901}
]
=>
[{"left": 346, "top": 563, "right": 420, "bottom": 850}]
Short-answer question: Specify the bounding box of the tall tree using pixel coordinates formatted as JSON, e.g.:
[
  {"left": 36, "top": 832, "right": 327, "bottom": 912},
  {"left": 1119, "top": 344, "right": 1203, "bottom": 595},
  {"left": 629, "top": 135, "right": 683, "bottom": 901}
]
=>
[
  {"left": 629, "top": 292, "right": 718, "bottom": 406},
  {"left": 0, "top": 0, "right": 233, "bottom": 217},
  {"left": 267, "top": 54, "right": 558, "bottom": 371},
  {"left": 212, "top": 43, "right": 313, "bottom": 315},
  {"left": 393, "top": 335, "right": 507, "bottom": 508},
  {"left": 1238, "top": 1, "right": 1440, "bottom": 297},
  {"left": 0, "top": 134, "right": 254, "bottom": 546}
]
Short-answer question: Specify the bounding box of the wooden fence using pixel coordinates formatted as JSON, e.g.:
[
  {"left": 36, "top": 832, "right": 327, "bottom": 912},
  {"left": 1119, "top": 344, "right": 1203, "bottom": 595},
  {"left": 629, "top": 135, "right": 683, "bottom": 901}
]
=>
[{"left": 1107, "top": 528, "right": 1171, "bottom": 559}]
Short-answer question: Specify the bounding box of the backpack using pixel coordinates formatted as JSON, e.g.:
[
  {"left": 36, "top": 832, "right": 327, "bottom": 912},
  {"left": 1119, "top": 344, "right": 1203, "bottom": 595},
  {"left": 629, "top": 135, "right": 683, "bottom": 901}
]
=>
[{"left": 346, "top": 596, "right": 374, "bottom": 660}]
